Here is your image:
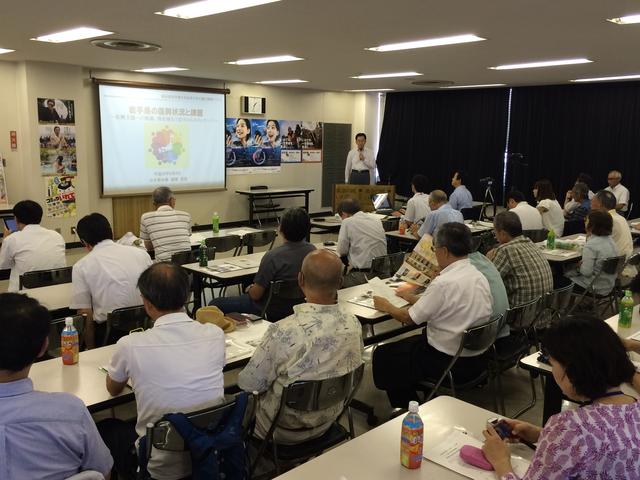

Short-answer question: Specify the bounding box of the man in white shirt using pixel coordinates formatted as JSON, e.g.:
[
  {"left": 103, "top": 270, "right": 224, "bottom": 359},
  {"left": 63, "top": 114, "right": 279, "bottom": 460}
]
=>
[
  {"left": 605, "top": 170, "right": 630, "bottom": 212},
  {"left": 392, "top": 174, "right": 430, "bottom": 225},
  {"left": 449, "top": 170, "right": 474, "bottom": 211},
  {"left": 0, "top": 200, "right": 65, "bottom": 292},
  {"left": 70, "top": 213, "right": 152, "bottom": 348},
  {"left": 140, "top": 186, "right": 192, "bottom": 262},
  {"left": 101, "top": 262, "right": 225, "bottom": 480},
  {"left": 238, "top": 249, "right": 363, "bottom": 444},
  {"left": 344, "top": 132, "right": 376, "bottom": 185},
  {"left": 336, "top": 198, "right": 388, "bottom": 287},
  {"left": 507, "top": 190, "right": 543, "bottom": 230},
  {"left": 372, "top": 222, "right": 492, "bottom": 408}
]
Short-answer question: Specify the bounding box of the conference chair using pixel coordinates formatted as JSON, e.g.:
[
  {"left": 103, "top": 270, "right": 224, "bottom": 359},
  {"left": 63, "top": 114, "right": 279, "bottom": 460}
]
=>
[
  {"left": 367, "top": 252, "right": 405, "bottom": 280},
  {"left": 204, "top": 235, "right": 243, "bottom": 298},
  {"left": 19, "top": 266, "right": 72, "bottom": 289},
  {"left": 476, "top": 230, "right": 498, "bottom": 255},
  {"left": 259, "top": 279, "right": 306, "bottom": 321},
  {"left": 522, "top": 228, "right": 549, "bottom": 243},
  {"left": 414, "top": 315, "right": 502, "bottom": 412},
  {"left": 171, "top": 247, "right": 216, "bottom": 312},
  {"left": 562, "top": 219, "right": 585, "bottom": 236},
  {"left": 237, "top": 230, "right": 277, "bottom": 256},
  {"left": 536, "top": 280, "right": 575, "bottom": 334},
  {"left": 104, "top": 305, "right": 149, "bottom": 346},
  {"left": 625, "top": 202, "right": 634, "bottom": 219},
  {"left": 251, "top": 364, "right": 364, "bottom": 477},
  {"left": 617, "top": 252, "right": 640, "bottom": 291},
  {"left": 380, "top": 216, "right": 400, "bottom": 232},
  {"left": 47, "top": 314, "right": 86, "bottom": 358},
  {"left": 568, "top": 255, "right": 626, "bottom": 317},
  {"left": 250, "top": 185, "right": 284, "bottom": 227},
  {"left": 460, "top": 206, "right": 481, "bottom": 221}
]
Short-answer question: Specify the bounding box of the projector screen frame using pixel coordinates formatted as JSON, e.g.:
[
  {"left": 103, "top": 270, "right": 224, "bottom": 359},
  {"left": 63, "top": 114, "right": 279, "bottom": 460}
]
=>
[{"left": 93, "top": 78, "right": 230, "bottom": 198}]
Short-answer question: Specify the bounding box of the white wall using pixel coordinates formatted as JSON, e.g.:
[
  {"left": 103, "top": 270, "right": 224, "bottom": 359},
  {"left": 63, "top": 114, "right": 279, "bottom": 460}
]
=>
[{"left": 0, "top": 60, "right": 372, "bottom": 241}]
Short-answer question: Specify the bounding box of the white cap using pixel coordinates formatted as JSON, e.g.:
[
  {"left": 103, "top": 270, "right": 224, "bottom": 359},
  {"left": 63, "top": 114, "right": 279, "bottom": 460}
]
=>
[
  {"left": 408, "top": 400, "right": 419, "bottom": 413},
  {"left": 64, "top": 317, "right": 73, "bottom": 326}
]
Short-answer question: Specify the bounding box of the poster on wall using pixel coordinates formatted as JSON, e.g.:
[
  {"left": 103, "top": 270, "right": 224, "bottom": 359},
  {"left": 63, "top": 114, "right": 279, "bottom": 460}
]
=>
[
  {"left": 279, "top": 120, "right": 302, "bottom": 163},
  {"left": 0, "top": 153, "right": 8, "bottom": 205},
  {"left": 37, "top": 98, "right": 75, "bottom": 124},
  {"left": 39, "top": 125, "right": 77, "bottom": 175},
  {"left": 300, "top": 121, "right": 323, "bottom": 162},
  {"left": 45, "top": 175, "right": 77, "bottom": 218},
  {"left": 225, "top": 117, "right": 281, "bottom": 175}
]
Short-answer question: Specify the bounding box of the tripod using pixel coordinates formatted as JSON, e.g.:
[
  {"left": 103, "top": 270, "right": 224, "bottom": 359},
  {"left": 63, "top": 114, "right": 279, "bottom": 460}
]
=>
[{"left": 479, "top": 183, "right": 497, "bottom": 221}]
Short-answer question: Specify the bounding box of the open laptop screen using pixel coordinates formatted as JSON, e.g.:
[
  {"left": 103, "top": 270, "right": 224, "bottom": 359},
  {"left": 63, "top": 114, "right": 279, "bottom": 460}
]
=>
[{"left": 372, "top": 193, "right": 392, "bottom": 210}]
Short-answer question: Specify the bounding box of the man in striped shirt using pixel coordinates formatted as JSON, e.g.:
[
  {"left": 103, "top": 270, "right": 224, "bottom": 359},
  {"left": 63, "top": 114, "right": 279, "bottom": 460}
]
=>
[{"left": 140, "top": 186, "right": 192, "bottom": 262}]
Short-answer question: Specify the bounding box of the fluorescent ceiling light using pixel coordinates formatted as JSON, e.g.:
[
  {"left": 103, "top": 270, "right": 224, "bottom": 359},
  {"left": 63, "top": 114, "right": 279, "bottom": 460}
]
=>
[
  {"left": 134, "top": 67, "right": 189, "bottom": 73},
  {"left": 31, "top": 27, "right": 113, "bottom": 43},
  {"left": 442, "top": 83, "right": 506, "bottom": 89},
  {"left": 256, "top": 79, "right": 308, "bottom": 84},
  {"left": 607, "top": 14, "right": 640, "bottom": 25},
  {"left": 157, "top": 0, "right": 280, "bottom": 19},
  {"left": 571, "top": 74, "right": 640, "bottom": 83},
  {"left": 0, "top": 48, "right": 15, "bottom": 55},
  {"left": 366, "top": 34, "right": 485, "bottom": 52},
  {"left": 225, "top": 55, "right": 303, "bottom": 65},
  {"left": 489, "top": 58, "right": 592, "bottom": 70},
  {"left": 345, "top": 88, "right": 395, "bottom": 92},
  {"left": 351, "top": 71, "right": 422, "bottom": 79}
]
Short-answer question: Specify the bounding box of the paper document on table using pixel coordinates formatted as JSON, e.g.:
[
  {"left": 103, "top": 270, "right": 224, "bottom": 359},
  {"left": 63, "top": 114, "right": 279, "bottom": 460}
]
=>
[
  {"left": 543, "top": 249, "right": 576, "bottom": 257},
  {"left": 423, "top": 429, "right": 530, "bottom": 480},
  {"left": 629, "top": 330, "right": 640, "bottom": 341},
  {"left": 227, "top": 228, "right": 258, "bottom": 237},
  {"left": 225, "top": 339, "right": 253, "bottom": 362},
  {"left": 99, "top": 366, "right": 133, "bottom": 389},
  {"left": 225, "top": 257, "right": 261, "bottom": 268},
  {"left": 367, "top": 276, "right": 409, "bottom": 308}
]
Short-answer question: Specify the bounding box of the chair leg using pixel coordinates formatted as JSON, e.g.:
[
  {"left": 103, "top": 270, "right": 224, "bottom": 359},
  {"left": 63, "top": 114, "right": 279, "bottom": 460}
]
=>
[
  {"left": 272, "top": 442, "right": 280, "bottom": 475},
  {"left": 489, "top": 373, "right": 500, "bottom": 415},
  {"left": 448, "top": 372, "right": 456, "bottom": 398},
  {"left": 512, "top": 370, "right": 538, "bottom": 418},
  {"left": 495, "top": 369, "right": 506, "bottom": 416},
  {"left": 347, "top": 406, "right": 356, "bottom": 439}
]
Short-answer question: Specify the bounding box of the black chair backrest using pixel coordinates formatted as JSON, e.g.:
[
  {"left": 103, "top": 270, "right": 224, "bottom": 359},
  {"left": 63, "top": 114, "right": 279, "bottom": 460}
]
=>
[
  {"left": 601, "top": 255, "right": 626, "bottom": 276},
  {"left": 503, "top": 296, "right": 541, "bottom": 330},
  {"left": 283, "top": 364, "right": 365, "bottom": 412},
  {"left": 369, "top": 252, "right": 405, "bottom": 279},
  {"left": 471, "top": 236, "right": 482, "bottom": 252},
  {"left": 522, "top": 229, "right": 549, "bottom": 243},
  {"left": 625, "top": 202, "right": 633, "bottom": 219},
  {"left": 171, "top": 247, "right": 216, "bottom": 266},
  {"left": 48, "top": 314, "right": 86, "bottom": 357},
  {"left": 544, "top": 282, "right": 574, "bottom": 314},
  {"left": 205, "top": 235, "right": 242, "bottom": 255},
  {"left": 261, "top": 279, "right": 306, "bottom": 321},
  {"left": 107, "top": 305, "right": 149, "bottom": 332},
  {"left": 380, "top": 217, "right": 400, "bottom": 232},
  {"left": 477, "top": 230, "right": 498, "bottom": 255},
  {"left": 461, "top": 314, "right": 502, "bottom": 352},
  {"left": 241, "top": 230, "right": 277, "bottom": 252},
  {"left": 20, "top": 266, "right": 72, "bottom": 289},
  {"left": 563, "top": 220, "right": 585, "bottom": 236},
  {"left": 627, "top": 252, "right": 640, "bottom": 267},
  {"left": 460, "top": 207, "right": 480, "bottom": 221}
]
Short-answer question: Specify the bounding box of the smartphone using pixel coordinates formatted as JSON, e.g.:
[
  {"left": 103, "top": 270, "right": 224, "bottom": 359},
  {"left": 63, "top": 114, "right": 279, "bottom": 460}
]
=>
[
  {"left": 3, "top": 217, "right": 17, "bottom": 232},
  {"left": 488, "top": 417, "right": 513, "bottom": 440}
]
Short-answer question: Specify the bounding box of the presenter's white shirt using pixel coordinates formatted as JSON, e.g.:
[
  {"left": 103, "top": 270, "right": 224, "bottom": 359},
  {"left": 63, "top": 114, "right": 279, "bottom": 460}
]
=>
[
  {"left": 405, "top": 192, "right": 430, "bottom": 224},
  {"left": 605, "top": 183, "right": 630, "bottom": 211},
  {"left": 70, "top": 239, "right": 152, "bottom": 322},
  {"left": 337, "top": 211, "right": 387, "bottom": 269},
  {"left": 537, "top": 199, "right": 564, "bottom": 237},
  {"left": 344, "top": 147, "right": 375, "bottom": 184},
  {"left": 408, "top": 258, "right": 492, "bottom": 356},
  {"left": 511, "top": 201, "right": 543, "bottom": 230},
  {"left": 108, "top": 312, "right": 225, "bottom": 480},
  {"left": 0, "top": 224, "right": 66, "bottom": 292}
]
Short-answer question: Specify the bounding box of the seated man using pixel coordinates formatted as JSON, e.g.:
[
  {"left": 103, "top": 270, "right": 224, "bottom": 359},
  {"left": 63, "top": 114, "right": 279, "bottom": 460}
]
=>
[
  {"left": 564, "top": 182, "right": 591, "bottom": 222},
  {"left": 0, "top": 200, "right": 65, "bottom": 292},
  {"left": 468, "top": 251, "right": 510, "bottom": 326},
  {"left": 70, "top": 213, "right": 153, "bottom": 348},
  {"left": 414, "top": 190, "right": 464, "bottom": 238},
  {"left": 605, "top": 169, "right": 630, "bottom": 212},
  {"left": 488, "top": 211, "right": 553, "bottom": 307},
  {"left": 0, "top": 293, "right": 113, "bottom": 479},
  {"left": 140, "top": 186, "right": 192, "bottom": 262},
  {"left": 336, "top": 198, "right": 388, "bottom": 287},
  {"left": 591, "top": 190, "right": 633, "bottom": 264},
  {"left": 507, "top": 190, "right": 543, "bottom": 230},
  {"left": 102, "top": 263, "right": 225, "bottom": 480},
  {"left": 210, "top": 207, "right": 316, "bottom": 316},
  {"left": 392, "top": 174, "right": 430, "bottom": 226},
  {"left": 564, "top": 172, "right": 595, "bottom": 214},
  {"left": 238, "top": 249, "right": 363, "bottom": 443},
  {"left": 449, "top": 170, "right": 473, "bottom": 211},
  {"left": 372, "top": 222, "right": 493, "bottom": 408}
]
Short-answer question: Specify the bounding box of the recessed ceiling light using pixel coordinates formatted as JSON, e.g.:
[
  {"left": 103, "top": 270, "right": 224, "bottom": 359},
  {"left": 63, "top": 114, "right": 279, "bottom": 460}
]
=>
[
  {"left": 156, "top": 0, "right": 280, "bottom": 19},
  {"left": 442, "top": 83, "right": 506, "bottom": 89},
  {"left": 0, "top": 48, "right": 15, "bottom": 55},
  {"left": 255, "top": 79, "right": 308, "bottom": 84},
  {"left": 31, "top": 27, "right": 113, "bottom": 43},
  {"left": 607, "top": 14, "right": 640, "bottom": 25},
  {"left": 571, "top": 74, "right": 640, "bottom": 83},
  {"left": 225, "top": 55, "right": 303, "bottom": 65},
  {"left": 134, "top": 67, "right": 189, "bottom": 73},
  {"left": 489, "top": 58, "right": 592, "bottom": 70},
  {"left": 345, "top": 88, "right": 395, "bottom": 92},
  {"left": 366, "top": 34, "right": 486, "bottom": 52},
  {"left": 351, "top": 72, "right": 422, "bottom": 79}
]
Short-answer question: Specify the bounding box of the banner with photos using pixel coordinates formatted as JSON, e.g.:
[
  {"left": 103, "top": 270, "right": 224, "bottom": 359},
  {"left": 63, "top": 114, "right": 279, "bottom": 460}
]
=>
[
  {"left": 45, "top": 175, "right": 76, "bottom": 218},
  {"left": 37, "top": 98, "right": 77, "bottom": 176}
]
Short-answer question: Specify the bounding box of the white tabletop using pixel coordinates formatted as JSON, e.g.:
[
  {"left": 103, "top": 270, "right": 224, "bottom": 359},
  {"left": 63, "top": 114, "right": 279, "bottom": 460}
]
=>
[
  {"left": 29, "top": 319, "right": 271, "bottom": 410},
  {"left": 536, "top": 234, "right": 584, "bottom": 262},
  {"left": 190, "top": 227, "right": 263, "bottom": 246},
  {"left": 464, "top": 220, "right": 494, "bottom": 234},
  {"left": 235, "top": 187, "right": 313, "bottom": 195},
  {"left": 312, "top": 213, "right": 390, "bottom": 230},
  {"left": 385, "top": 229, "right": 419, "bottom": 241},
  {"left": 275, "top": 395, "right": 533, "bottom": 480},
  {"left": 20, "top": 282, "right": 72, "bottom": 312},
  {"left": 337, "top": 283, "right": 392, "bottom": 321}
]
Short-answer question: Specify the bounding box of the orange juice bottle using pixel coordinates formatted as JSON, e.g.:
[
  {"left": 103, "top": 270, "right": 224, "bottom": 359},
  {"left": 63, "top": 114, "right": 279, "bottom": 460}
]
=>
[
  {"left": 400, "top": 401, "right": 423, "bottom": 468},
  {"left": 61, "top": 317, "right": 79, "bottom": 365}
]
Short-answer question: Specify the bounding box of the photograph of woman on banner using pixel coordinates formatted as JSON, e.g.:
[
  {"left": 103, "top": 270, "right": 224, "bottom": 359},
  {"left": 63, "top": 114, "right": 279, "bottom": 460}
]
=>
[
  {"left": 258, "top": 119, "right": 281, "bottom": 148},
  {"left": 231, "top": 118, "right": 253, "bottom": 147}
]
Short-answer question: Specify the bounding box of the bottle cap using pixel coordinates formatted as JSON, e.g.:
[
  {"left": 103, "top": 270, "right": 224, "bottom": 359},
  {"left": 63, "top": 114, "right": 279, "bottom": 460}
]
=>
[
  {"left": 64, "top": 317, "right": 73, "bottom": 326},
  {"left": 408, "top": 400, "right": 419, "bottom": 413}
]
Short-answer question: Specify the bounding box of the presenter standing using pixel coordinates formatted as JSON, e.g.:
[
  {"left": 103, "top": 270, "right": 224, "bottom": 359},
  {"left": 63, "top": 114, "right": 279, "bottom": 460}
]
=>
[{"left": 344, "top": 133, "right": 376, "bottom": 185}]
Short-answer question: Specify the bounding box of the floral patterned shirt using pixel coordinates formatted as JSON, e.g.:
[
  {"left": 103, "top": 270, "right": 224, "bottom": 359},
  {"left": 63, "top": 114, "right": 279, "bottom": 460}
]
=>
[
  {"left": 237, "top": 303, "right": 363, "bottom": 444},
  {"left": 502, "top": 401, "right": 640, "bottom": 480}
]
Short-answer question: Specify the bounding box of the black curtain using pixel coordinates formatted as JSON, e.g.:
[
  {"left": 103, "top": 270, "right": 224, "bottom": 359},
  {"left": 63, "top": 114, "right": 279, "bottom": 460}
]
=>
[
  {"left": 376, "top": 89, "right": 510, "bottom": 199},
  {"left": 509, "top": 82, "right": 640, "bottom": 206}
]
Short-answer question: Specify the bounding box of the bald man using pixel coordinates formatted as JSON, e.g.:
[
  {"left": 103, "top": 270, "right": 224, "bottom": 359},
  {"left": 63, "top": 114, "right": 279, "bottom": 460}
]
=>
[
  {"left": 238, "top": 249, "right": 363, "bottom": 444},
  {"left": 413, "top": 189, "right": 464, "bottom": 238}
]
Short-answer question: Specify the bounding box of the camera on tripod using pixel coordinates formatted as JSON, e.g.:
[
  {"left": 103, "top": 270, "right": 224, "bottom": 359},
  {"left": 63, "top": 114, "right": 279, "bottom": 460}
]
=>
[{"left": 479, "top": 176, "right": 494, "bottom": 188}]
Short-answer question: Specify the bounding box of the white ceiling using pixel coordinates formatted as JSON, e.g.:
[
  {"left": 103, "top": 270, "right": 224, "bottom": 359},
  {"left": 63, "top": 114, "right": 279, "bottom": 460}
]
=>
[{"left": 2, "top": 0, "right": 640, "bottom": 91}]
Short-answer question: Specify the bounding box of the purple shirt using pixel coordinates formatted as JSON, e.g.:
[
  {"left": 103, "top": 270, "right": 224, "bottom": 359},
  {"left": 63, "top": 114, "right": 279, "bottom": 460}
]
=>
[
  {"left": 0, "top": 378, "right": 113, "bottom": 479},
  {"left": 503, "top": 401, "right": 640, "bottom": 480}
]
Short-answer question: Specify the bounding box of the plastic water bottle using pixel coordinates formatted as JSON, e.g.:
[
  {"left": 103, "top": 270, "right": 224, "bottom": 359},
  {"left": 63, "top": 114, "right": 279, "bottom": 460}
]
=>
[
  {"left": 199, "top": 240, "right": 208, "bottom": 267},
  {"left": 546, "top": 228, "right": 555, "bottom": 250},
  {"left": 619, "top": 290, "right": 634, "bottom": 329},
  {"left": 400, "top": 401, "right": 423, "bottom": 469},
  {"left": 212, "top": 212, "right": 220, "bottom": 234},
  {"left": 61, "top": 317, "right": 79, "bottom": 365}
]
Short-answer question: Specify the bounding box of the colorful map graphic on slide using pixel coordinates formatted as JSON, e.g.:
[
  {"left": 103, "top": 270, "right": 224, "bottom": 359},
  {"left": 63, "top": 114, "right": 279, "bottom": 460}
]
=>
[{"left": 145, "top": 124, "right": 188, "bottom": 168}]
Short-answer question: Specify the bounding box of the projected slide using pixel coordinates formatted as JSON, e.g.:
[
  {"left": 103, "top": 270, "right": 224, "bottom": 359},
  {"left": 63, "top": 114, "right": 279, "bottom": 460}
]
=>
[{"left": 98, "top": 84, "right": 226, "bottom": 196}]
